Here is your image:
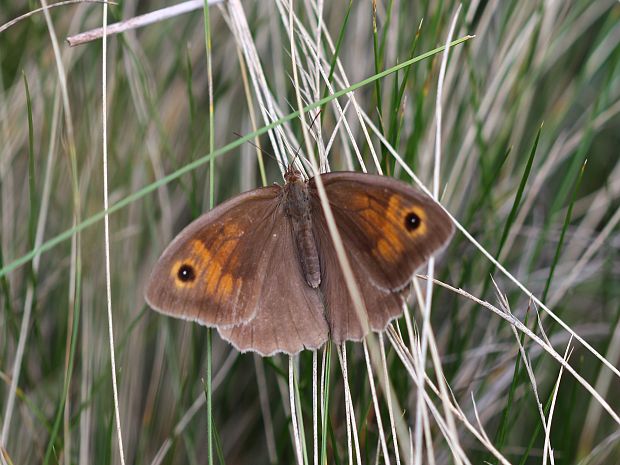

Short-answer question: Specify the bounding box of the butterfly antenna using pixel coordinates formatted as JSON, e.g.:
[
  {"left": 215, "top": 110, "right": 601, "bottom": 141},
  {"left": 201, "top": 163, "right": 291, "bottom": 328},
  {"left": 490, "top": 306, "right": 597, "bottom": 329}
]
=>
[
  {"left": 290, "top": 109, "right": 323, "bottom": 172},
  {"left": 233, "top": 108, "right": 322, "bottom": 177},
  {"left": 232, "top": 131, "right": 288, "bottom": 173}
]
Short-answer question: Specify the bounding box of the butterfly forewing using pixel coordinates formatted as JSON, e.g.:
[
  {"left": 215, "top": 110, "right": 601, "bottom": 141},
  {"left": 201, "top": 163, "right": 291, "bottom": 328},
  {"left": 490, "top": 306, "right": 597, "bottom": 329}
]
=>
[
  {"left": 308, "top": 172, "right": 454, "bottom": 343},
  {"left": 146, "top": 186, "right": 282, "bottom": 327},
  {"left": 313, "top": 173, "right": 453, "bottom": 291}
]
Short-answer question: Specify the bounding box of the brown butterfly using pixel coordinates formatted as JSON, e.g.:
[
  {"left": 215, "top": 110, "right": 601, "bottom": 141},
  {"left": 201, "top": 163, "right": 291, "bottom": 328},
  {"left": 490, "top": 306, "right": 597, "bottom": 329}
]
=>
[{"left": 145, "top": 168, "right": 454, "bottom": 356}]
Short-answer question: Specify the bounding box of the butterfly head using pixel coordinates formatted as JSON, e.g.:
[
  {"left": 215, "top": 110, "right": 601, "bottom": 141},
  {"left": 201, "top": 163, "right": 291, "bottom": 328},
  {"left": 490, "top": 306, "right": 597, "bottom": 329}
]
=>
[{"left": 284, "top": 165, "right": 303, "bottom": 184}]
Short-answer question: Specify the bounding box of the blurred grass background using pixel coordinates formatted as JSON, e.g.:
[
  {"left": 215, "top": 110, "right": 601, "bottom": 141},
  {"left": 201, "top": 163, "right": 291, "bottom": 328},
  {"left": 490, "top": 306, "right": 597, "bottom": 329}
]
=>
[{"left": 1, "top": 0, "right": 619, "bottom": 464}]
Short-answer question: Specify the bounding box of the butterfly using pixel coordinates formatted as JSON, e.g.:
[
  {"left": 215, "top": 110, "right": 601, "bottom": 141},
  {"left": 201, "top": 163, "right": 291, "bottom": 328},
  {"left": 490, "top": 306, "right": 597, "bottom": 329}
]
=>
[{"left": 145, "top": 167, "right": 454, "bottom": 356}]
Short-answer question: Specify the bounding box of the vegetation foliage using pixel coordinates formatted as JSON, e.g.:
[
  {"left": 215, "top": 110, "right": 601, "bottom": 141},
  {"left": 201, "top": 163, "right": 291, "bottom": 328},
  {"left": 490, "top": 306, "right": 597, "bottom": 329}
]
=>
[{"left": 0, "top": 1, "right": 619, "bottom": 464}]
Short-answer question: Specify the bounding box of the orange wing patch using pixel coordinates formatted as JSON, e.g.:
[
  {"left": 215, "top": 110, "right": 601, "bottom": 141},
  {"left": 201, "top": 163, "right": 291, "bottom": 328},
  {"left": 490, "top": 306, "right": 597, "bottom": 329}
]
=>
[
  {"left": 376, "top": 237, "right": 403, "bottom": 263},
  {"left": 374, "top": 195, "right": 407, "bottom": 262},
  {"left": 353, "top": 193, "right": 427, "bottom": 263},
  {"left": 219, "top": 274, "right": 235, "bottom": 298},
  {"left": 347, "top": 192, "right": 371, "bottom": 210},
  {"left": 170, "top": 239, "right": 241, "bottom": 302}
]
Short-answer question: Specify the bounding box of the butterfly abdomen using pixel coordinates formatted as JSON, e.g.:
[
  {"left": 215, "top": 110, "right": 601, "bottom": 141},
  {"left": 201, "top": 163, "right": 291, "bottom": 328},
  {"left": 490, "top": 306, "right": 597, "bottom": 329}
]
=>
[{"left": 283, "top": 177, "right": 321, "bottom": 289}]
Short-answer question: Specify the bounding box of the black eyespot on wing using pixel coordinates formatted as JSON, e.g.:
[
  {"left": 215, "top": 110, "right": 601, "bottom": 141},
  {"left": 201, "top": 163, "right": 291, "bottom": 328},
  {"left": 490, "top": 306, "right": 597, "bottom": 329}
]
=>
[
  {"left": 177, "top": 264, "right": 196, "bottom": 282},
  {"left": 405, "top": 212, "right": 421, "bottom": 231}
]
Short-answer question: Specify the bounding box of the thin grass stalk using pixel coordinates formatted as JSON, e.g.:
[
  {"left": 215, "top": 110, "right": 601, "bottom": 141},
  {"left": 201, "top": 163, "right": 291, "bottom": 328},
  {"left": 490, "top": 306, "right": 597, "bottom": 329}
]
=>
[
  {"left": 23, "top": 73, "right": 36, "bottom": 279},
  {"left": 100, "top": 5, "right": 126, "bottom": 464},
  {"left": 0, "top": 36, "right": 472, "bottom": 280},
  {"left": 278, "top": 0, "right": 379, "bottom": 174},
  {"left": 287, "top": 16, "right": 366, "bottom": 173},
  {"left": 363, "top": 341, "right": 391, "bottom": 465},
  {"left": 79, "top": 285, "right": 93, "bottom": 465},
  {"left": 410, "top": 279, "right": 464, "bottom": 464},
  {"left": 415, "top": 7, "right": 462, "bottom": 464},
  {"left": 255, "top": 356, "right": 278, "bottom": 464},
  {"left": 235, "top": 40, "right": 267, "bottom": 186},
  {"left": 548, "top": 204, "right": 620, "bottom": 308},
  {"left": 421, "top": 405, "right": 436, "bottom": 465},
  {"left": 544, "top": 339, "right": 574, "bottom": 465},
  {"left": 295, "top": 360, "right": 310, "bottom": 465},
  {"left": 500, "top": 295, "right": 555, "bottom": 464},
  {"left": 0, "top": 0, "right": 105, "bottom": 35},
  {"left": 288, "top": 7, "right": 376, "bottom": 426},
  {"left": 320, "top": 344, "right": 332, "bottom": 465},
  {"left": 201, "top": 1, "right": 215, "bottom": 462},
  {"left": 491, "top": 307, "right": 531, "bottom": 463},
  {"left": 8, "top": 0, "right": 84, "bottom": 460},
  {"left": 310, "top": 0, "right": 326, "bottom": 173},
  {"left": 428, "top": 277, "right": 620, "bottom": 425},
  {"left": 150, "top": 351, "right": 237, "bottom": 465},
  {"left": 525, "top": 132, "right": 589, "bottom": 277},
  {"left": 0, "top": 72, "right": 50, "bottom": 461},
  {"left": 386, "top": 327, "right": 503, "bottom": 464},
  {"left": 312, "top": 351, "right": 318, "bottom": 465},
  {"left": 371, "top": 1, "right": 385, "bottom": 148},
  {"left": 289, "top": 358, "right": 304, "bottom": 465},
  {"left": 0, "top": 75, "right": 34, "bottom": 453},
  {"left": 66, "top": 0, "right": 225, "bottom": 46},
  {"left": 578, "top": 307, "right": 620, "bottom": 455},
  {"left": 361, "top": 109, "right": 620, "bottom": 403},
  {"left": 338, "top": 345, "right": 362, "bottom": 465},
  {"left": 379, "top": 334, "right": 400, "bottom": 465},
  {"left": 318, "top": 0, "right": 352, "bottom": 109},
  {"left": 228, "top": 0, "right": 289, "bottom": 170}
]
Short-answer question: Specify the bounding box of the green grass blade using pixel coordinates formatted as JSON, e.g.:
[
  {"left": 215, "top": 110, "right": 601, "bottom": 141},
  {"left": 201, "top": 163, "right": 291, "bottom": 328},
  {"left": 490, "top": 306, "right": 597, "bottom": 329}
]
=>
[
  {"left": 482, "top": 125, "right": 541, "bottom": 297},
  {"left": 371, "top": 2, "right": 384, "bottom": 131},
  {"left": 496, "top": 125, "right": 541, "bottom": 260},
  {"left": 203, "top": 1, "right": 215, "bottom": 463},
  {"left": 0, "top": 36, "right": 473, "bottom": 281},
  {"left": 541, "top": 159, "right": 587, "bottom": 302},
  {"left": 23, "top": 71, "right": 37, "bottom": 274}
]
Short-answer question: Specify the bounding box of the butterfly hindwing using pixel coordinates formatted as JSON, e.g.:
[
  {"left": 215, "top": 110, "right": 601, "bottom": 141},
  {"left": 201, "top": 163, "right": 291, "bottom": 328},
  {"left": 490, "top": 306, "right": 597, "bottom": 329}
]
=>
[{"left": 218, "top": 212, "right": 329, "bottom": 355}]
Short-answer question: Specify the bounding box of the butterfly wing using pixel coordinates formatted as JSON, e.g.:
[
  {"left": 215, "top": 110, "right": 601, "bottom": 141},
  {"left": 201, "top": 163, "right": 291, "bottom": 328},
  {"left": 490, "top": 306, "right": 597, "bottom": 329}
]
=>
[
  {"left": 309, "top": 172, "right": 454, "bottom": 343},
  {"left": 312, "top": 216, "right": 406, "bottom": 343},
  {"left": 217, "top": 212, "right": 329, "bottom": 356},
  {"left": 146, "top": 186, "right": 284, "bottom": 327}
]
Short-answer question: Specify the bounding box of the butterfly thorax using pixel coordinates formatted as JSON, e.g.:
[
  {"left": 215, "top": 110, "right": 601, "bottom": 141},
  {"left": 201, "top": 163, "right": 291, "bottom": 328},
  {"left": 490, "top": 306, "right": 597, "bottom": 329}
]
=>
[{"left": 282, "top": 175, "right": 321, "bottom": 289}]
